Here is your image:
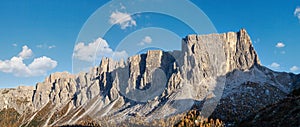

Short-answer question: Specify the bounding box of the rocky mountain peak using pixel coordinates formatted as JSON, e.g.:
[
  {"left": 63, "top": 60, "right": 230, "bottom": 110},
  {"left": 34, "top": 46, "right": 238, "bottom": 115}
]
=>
[
  {"left": 45, "top": 72, "right": 75, "bottom": 83},
  {"left": 183, "top": 29, "right": 260, "bottom": 73}
]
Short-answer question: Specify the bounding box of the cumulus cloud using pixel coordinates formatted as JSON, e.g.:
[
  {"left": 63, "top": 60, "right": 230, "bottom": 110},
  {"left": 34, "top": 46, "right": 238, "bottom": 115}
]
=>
[
  {"left": 73, "top": 37, "right": 128, "bottom": 62},
  {"left": 138, "top": 36, "right": 152, "bottom": 46},
  {"left": 0, "top": 46, "right": 57, "bottom": 77},
  {"left": 18, "top": 45, "right": 33, "bottom": 59},
  {"left": 0, "top": 57, "right": 29, "bottom": 76},
  {"left": 28, "top": 56, "right": 57, "bottom": 74},
  {"left": 294, "top": 7, "right": 300, "bottom": 21},
  {"left": 276, "top": 42, "right": 285, "bottom": 48},
  {"left": 12, "top": 43, "right": 17, "bottom": 47},
  {"left": 270, "top": 62, "right": 280, "bottom": 69},
  {"left": 109, "top": 11, "right": 136, "bottom": 29},
  {"left": 290, "top": 66, "right": 299, "bottom": 72}
]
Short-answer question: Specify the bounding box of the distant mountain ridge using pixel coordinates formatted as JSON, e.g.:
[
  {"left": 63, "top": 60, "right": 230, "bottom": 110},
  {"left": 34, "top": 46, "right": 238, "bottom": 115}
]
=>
[{"left": 0, "top": 29, "right": 299, "bottom": 126}]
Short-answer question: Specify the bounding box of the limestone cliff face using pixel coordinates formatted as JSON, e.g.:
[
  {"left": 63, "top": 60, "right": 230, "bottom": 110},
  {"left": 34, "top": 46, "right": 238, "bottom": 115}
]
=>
[
  {"left": 0, "top": 29, "right": 299, "bottom": 126},
  {"left": 182, "top": 29, "right": 259, "bottom": 73},
  {"left": 33, "top": 72, "right": 76, "bottom": 110},
  {"left": 0, "top": 86, "right": 34, "bottom": 114}
]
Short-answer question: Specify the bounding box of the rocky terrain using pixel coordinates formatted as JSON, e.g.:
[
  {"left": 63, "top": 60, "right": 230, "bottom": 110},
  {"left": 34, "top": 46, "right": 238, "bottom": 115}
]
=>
[
  {"left": 239, "top": 88, "right": 300, "bottom": 126},
  {"left": 0, "top": 29, "right": 299, "bottom": 126}
]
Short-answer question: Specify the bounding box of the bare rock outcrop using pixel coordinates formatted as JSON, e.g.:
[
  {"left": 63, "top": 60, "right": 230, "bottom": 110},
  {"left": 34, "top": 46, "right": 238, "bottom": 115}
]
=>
[
  {"left": 33, "top": 72, "right": 76, "bottom": 109},
  {"left": 0, "top": 86, "right": 34, "bottom": 114}
]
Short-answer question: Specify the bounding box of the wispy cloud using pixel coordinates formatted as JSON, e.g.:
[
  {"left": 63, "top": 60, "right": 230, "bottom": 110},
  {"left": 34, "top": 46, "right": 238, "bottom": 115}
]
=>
[
  {"left": 109, "top": 10, "right": 136, "bottom": 29},
  {"left": 253, "top": 38, "right": 260, "bottom": 43},
  {"left": 0, "top": 46, "right": 57, "bottom": 77},
  {"left": 120, "top": 3, "right": 126, "bottom": 10},
  {"left": 138, "top": 36, "right": 152, "bottom": 46},
  {"left": 270, "top": 62, "right": 280, "bottom": 69},
  {"left": 48, "top": 45, "right": 56, "bottom": 49},
  {"left": 12, "top": 43, "right": 17, "bottom": 47},
  {"left": 294, "top": 7, "right": 300, "bottom": 22},
  {"left": 275, "top": 42, "right": 285, "bottom": 48},
  {"left": 290, "top": 66, "right": 299, "bottom": 72},
  {"left": 280, "top": 51, "right": 286, "bottom": 54},
  {"left": 36, "top": 44, "right": 56, "bottom": 49},
  {"left": 73, "top": 37, "right": 128, "bottom": 62}
]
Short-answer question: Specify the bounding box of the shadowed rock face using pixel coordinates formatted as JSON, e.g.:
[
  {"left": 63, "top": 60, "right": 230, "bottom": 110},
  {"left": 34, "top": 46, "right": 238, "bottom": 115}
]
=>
[
  {"left": 0, "top": 29, "right": 299, "bottom": 126},
  {"left": 239, "top": 92, "right": 300, "bottom": 127}
]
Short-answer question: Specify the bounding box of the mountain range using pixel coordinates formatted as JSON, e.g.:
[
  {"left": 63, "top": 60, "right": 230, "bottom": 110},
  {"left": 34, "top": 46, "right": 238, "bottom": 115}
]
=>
[{"left": 0, "top": 29, "right": 299, "bottom": 126}]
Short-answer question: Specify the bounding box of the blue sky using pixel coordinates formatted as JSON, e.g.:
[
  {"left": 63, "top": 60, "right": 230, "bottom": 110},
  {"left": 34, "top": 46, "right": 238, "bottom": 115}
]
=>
[{"left": 0, "top": 0, "right": 300, "bottom": 88}]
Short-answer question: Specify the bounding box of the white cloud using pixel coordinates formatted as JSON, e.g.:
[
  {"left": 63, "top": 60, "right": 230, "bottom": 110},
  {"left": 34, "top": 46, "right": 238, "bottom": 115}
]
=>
[
  {"left": 0, "top": 57, "right": 29, "bottom": 76},
  {"left": 109, "top": 11, "right": 136, "bottom": 29},
  {"left": 270, "top": 62, "right": 280, "bottom": 69},
  {"left": 73, "top": 37, "right": 128, "bottom": 62},
  {"left": 276, "top": 42, "right": 285, "bottom": 48},
  {"left": 143, "top": 36, "right": 152, "bottom": 44},
  {"left": 36, "top": 44, "right": 56, "bottom": 49},
  {"left": 48, "top": 45, "right": 56, "bottom": 49},
  {"left": 18, "top": 45, "right": 33, "bottom": 59},
  {"left": 28, "top": 56, "right": 56, "bottom": 71},
  {"left": 138, "top": 36, "right": 152, "bottom": 46},
  {"left": 294, "top": 7, "right": 300, "bottom": 21},
  {"left": 0, "top": 46, "right": 57, "bottom": 77},
  {"left": 12, "top": 43, "right": 17, "bottom": 47},
  {"left": 290, "top": 66, "right": 299, "bottom": 72}
]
